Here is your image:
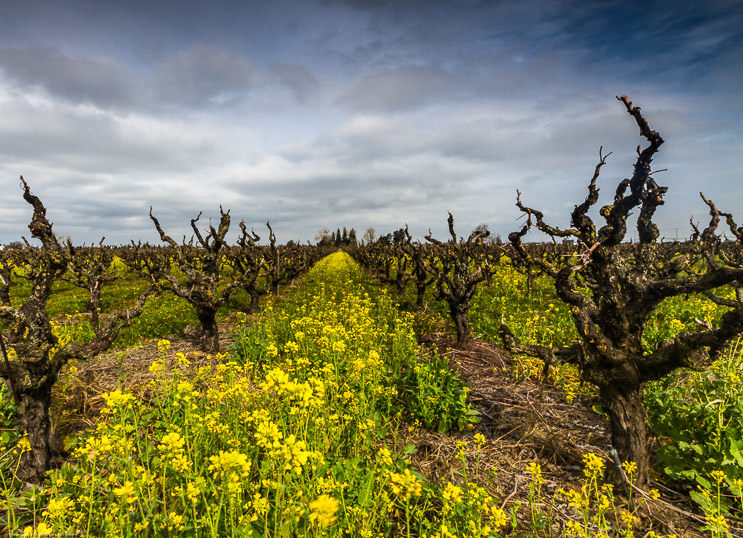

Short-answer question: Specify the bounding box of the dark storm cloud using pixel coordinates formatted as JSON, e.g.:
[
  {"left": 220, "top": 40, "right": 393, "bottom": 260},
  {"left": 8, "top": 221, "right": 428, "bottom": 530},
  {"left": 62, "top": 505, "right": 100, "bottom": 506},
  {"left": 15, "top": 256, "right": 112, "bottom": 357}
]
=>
[{"left": 554, "top": 0, "right": 743, "bottom": 71}]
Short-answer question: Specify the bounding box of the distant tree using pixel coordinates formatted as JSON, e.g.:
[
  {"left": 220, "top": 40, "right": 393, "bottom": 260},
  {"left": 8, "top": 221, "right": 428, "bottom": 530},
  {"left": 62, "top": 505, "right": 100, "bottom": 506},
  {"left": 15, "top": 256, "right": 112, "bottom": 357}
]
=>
[
  {"left": 348, "top": 228, "right": 357, "bottom": 245},
  {"left": 363, "top": 228, "right": 376, "bottom": 245},
  {"left": 315, "top": 227, "right": 330, "bottom": 241},
  {"left": 342, "top": 227, "right": 349, "bottom": 244},
  {"left": 315, "top": 228, "right": 332, "bottom": 247}
]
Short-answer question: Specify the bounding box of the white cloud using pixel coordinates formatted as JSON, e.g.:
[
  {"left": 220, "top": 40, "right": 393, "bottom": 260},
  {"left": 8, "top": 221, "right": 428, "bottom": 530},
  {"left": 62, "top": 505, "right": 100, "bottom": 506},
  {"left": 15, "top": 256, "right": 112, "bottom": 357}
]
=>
[
  {"left": 0, "top": 43, "right": 259, "bottom": 112},
  {"left": 0, "top": 91, "right": 218, "bottom": 175}
]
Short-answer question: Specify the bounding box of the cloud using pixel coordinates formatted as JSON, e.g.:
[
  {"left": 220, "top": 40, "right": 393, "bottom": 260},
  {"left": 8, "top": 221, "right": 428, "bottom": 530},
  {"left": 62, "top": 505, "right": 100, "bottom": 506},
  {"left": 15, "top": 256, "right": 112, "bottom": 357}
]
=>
[
  {"left": 0, "top": 87, "right": 218, "bottom": 175},
  {"left": 153, "top": 44, "right": 256, "bottom": 107},
  {"left": 337, "top": 65, "right": 459, "bottom": 112},
  {"left": 0, "top": 76, "right": 262, "bottom": 245},
  {"left": 217, "top": 108, "right": 525, "bottom": 241},
  {"left": 0, "top": 43, "right": 258, "bottom": 112},
  {"left": 271, "top": 63, "right": 320, "bottom": 103},
  {"left": 0, "top": 45, "right": 143, "bottom": 109},
  {"left": 0, "top": 0, "right": 740, "bottom": 248}
]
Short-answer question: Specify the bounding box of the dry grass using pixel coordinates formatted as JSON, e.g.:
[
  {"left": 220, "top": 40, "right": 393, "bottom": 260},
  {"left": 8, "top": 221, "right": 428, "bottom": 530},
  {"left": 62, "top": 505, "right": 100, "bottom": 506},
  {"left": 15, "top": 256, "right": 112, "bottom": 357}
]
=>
[
  {"left": 50, "top": 321, "right": 243, "bottom": 441},
  {"left": 410, "top": 333, "right": 712, "bottom": 536}
]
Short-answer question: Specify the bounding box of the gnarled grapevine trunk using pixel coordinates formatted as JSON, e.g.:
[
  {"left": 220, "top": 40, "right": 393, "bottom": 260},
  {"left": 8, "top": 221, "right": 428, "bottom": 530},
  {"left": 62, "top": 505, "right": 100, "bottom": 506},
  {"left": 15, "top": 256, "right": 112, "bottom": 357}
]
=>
[
  {"left": 449, "top": 302, "right": 472, "bottom": 347},
  {"left": 18, "top": 382, "right": 56, "bottom": 484},
  {"left": 0, "top": 178, "right": 156, "bottom": 483},
  {"left": 424, "top": 213, "right": 494, "bottom": 348},
  {"left": 196, "top": 305, "right": 220, "bottom": 354},
  {"left": 248, "top": 289, "right": 263, "bottom": 314},
  {"left": 599, "top": 383, "right": 649, "bottom": 488},
  {"left": 149, "top": 208, "right": 267, "bottom": 353}
]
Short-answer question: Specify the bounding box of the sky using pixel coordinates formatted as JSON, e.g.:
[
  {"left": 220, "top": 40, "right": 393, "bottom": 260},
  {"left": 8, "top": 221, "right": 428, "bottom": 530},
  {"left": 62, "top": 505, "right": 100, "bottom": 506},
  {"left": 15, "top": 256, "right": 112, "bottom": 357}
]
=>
[{"left": 0, "top": 0, "right": 741, "bottom": 246}]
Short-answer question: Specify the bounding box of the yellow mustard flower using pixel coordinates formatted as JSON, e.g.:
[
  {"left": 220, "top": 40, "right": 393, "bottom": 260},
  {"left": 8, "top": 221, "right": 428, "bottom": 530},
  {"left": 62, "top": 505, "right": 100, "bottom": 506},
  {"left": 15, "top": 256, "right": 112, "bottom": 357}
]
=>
[
  {"left": 113, "top": 481, "right": 137, "bottom": 504},
  {"left": 309, "top": 494, "right": 339, "bottom": 528}
]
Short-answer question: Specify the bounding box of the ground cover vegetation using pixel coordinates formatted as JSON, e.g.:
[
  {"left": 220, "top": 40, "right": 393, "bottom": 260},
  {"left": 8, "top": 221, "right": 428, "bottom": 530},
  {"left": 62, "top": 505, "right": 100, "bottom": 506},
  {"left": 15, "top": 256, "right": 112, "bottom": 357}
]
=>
[
  {"left": 2, "top": 248, "right": 692, "bottom": 537},
  {"left": 0, "top": 96, "right": 741, "bottom": 535}
]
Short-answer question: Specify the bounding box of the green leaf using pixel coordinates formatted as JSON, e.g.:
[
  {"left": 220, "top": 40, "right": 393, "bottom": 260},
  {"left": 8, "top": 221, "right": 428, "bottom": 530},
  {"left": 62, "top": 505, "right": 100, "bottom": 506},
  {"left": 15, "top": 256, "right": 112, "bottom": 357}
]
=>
[
  {"left": 729, "top": 438, "right": 743, "bottom": 467},
  {"left": 437, "top": 420, "right": 449, "bottom": 433},
  {"left": 357, "top": 470, "right": 376, "bottom": 509},
  {"left": 690, "top": 490, "right": 710, "bottom": 510},
  {"left": 410, "top": 469, "right": 426, "bottom": 482},
  {"left": 695, "top": 475, "right": 711, "bottom": 490},
  {"left": 402, "top": 444, "right": 417, "bottom": 455},
  {"left": 63, "top": 435, "right": 80, "bottom": 451},
  {"left": 675, "top": 469, "right": 696, "bottom": 480}
]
